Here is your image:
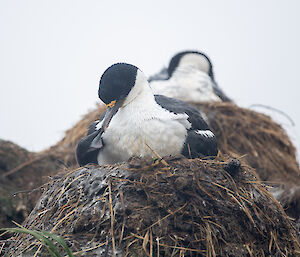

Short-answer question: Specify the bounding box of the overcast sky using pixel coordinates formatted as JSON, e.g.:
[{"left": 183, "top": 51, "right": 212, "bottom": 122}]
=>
[{"left": 0, "top": 0, "right": 299, "bottom": 160}]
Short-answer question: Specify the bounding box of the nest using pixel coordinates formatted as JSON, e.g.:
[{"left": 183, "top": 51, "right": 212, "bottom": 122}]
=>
[
  {"left": 195, "top": 102, "right": 300, "bottom": 183},
  {"left": 4, "top": 157, "right": 300, "bottom": 256},
  {"left": 47, "top": 101, "right": 300, "bottom": 219},
  {"left": 196, "top": 102, "right": 300, "bottom": 220},
  {"left": 0, "top": 140, "right": 62, "bottom": 228}
]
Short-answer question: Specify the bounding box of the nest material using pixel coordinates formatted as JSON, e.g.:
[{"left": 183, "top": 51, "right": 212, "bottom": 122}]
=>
[
  {"left": 4, "top": 157, "right": 300, "bottom": 256},
  {"left": 195, "top": 102, "right": 300, "bottom": 183},
  {"left": 0, "top": 139, "right": 62, "bottom": 228},
  {"left": 48, "top": 102, "right": 300, "bottom": 219}
]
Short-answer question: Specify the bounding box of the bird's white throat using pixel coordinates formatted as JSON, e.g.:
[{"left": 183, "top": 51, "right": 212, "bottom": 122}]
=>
[
  {"left": 178, "top": 53, "right": 210, "bottom": 74},
  {"left": 150, "top": 67, "right": 221, "bottom": 103},
  {"left": 122, "top": 70, "right": 152, "bottom": 107}
]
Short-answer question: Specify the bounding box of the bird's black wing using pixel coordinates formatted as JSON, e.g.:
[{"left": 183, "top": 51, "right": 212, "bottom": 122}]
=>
[
  {"left": 87, "top": 111, "right": 107, "bottom": 135},
  {"left": 76, "top": 111, "right": 107, "bottom": 166},
  {"left": 155, "top": 95, "right": 218, "bottom": 158},
  {"left": 154, "top": 95, "right": 209, "bottom": 130},
  {"left": 212, "top": 82, "right": 231, "bottom": 102}
]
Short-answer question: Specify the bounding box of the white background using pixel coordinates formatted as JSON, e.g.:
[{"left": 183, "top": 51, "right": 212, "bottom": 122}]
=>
[{"left": 0, "top": 0, "right": 299, "bottom": 160}]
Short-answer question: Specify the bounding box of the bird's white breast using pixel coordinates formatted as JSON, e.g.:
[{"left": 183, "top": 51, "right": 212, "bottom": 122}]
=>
[
  {"left": 97, "top": 94, "right": 190, "bottom": 165},
  {"left": 150, "top": 68, "right": 221, "bottom": 103}
]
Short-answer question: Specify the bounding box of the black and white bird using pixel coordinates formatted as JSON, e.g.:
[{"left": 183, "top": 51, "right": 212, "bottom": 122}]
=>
[
  {"left": 76, "top": 63, "right": 218, "bottom": 166},
  {"left": 149, "top": 51, "right": 231, "bottom": 102}
]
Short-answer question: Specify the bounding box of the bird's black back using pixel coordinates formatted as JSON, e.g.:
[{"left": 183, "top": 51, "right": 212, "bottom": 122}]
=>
[
  {"left": 155, "top": 94, "right": 210, "bottom": 130},
  {"left": 155, "top": 94, "right": 218, "bottom": 158}
]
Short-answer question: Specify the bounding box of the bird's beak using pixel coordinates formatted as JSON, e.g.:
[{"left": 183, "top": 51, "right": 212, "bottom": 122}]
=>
[
  {"left": 89, "top": 99, "right": 124, "bottom": 150},
  {"left": 102, "top": 99, "right": 124, "bottom": 132}
]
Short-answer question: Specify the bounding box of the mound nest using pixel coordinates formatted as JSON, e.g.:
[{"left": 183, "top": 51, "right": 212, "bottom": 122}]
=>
[
  {"left": 48, "top": 102, "right": 300, "bottom": 220},
  {"left": 3, "top": 157, "right": 300, "bottom": 256},
  {"left": 195, "top": 102, "right": 300, "bottom": 184},
  {"left": 0, "top": 139, "right": 62, "bottom": 228},
  {"left": 196, "top": 102, "right": 300, "bottom": 220}
]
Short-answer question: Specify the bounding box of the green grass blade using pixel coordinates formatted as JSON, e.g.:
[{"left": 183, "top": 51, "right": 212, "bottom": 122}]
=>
[
  {"left": 0, "top": 228, "right": 72, "bottom": 257},
  {"left": 41, "top": 230, "right": 74, "bottom": 257},
  {"left": 2, "top": 228, "right": 61, "bottom": 257}
]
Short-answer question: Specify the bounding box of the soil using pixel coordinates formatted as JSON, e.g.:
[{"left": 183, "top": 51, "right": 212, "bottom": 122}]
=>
[{"left": 0, "top": 139, "right": 62, "bottom": 228}]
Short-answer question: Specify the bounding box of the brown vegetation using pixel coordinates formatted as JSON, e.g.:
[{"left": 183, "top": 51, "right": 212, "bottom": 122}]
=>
[{"left": 4, "top": 157, "right": 300, "bottom": 256}]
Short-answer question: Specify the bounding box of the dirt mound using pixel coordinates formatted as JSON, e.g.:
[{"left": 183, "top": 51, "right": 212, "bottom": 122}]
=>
[
  {"left": 196, "top": 102, "right": 300, "bottom": 183},
  {"left": 195, "top": 102, "right": 300, "bottom": 220},
  {"left": 47, "top": 102, "right": 300, "bottom": 219},
  {"left": 0, "top": 139, "right": 62, "bottom": 228},
  {"left": 3, "top": 157, "right": 299, "bottom": 256}
]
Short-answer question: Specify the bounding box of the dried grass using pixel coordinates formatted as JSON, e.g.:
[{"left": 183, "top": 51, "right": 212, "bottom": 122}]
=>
[
  {"left": 194, "top": 102, "right": 300, "bottom": 183},
  {"left": 3, "top": 156, "right": 299, "bottom": 256}
]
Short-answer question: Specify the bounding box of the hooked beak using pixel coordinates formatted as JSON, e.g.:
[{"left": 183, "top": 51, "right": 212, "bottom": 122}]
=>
[{"left": 89, "top": 99, "right": 125, "bottom": 151}]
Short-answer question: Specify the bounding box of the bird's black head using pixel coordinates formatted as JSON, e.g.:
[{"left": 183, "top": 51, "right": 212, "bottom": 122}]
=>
[
  {"left": 167, "top": 51, "right": 214, "bottom": 80},
  {"left": 91, "top": 63, "right": 141, "bottom": 153},
  {"left": 98, "top": 63, "right": 138, "bottom": 106}
]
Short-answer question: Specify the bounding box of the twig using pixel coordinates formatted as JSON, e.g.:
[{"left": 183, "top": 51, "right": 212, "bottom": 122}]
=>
[
  {"left": 145, "top": 142, "right": 169, "bottom": 167},
  {"left": 131, "top": 233, "right": 205, "bottom": 253},
  {"left": 51, "top": 207, "right": 77, "bottom": 232},
  {"left": 149, "top": 229, "right": 153, "bottom": 257},
  {"left": 3, "top": 154, "right": 47, "bottom": 177},
  {"left": 187, "top": 143, "right": 192, "bottom": 159},
  {"left": 108, "top": 180, "right": 116, "bottom": 256},
  {"left": 249, "top": 104, "right": 295, "bottom": 126},
  {"left": 56, "top": 173, "right": 88, "bottom": 203},
  {"left": 245, "top": 244, "right": 253, "bottom": 257},
  {"left": 156, "top": 237, "right": 160, "bottom": 257},
  {"left": 0, "top": 231, "right": 9, "bottom": 238},
  {"left": 69, "top": 242, "right": 106, "bottom": 256},
  {"left": 144, "top": 202, "right": 187, "bottom": 231},
  {"left": 124, "top": 203, "right": 188, "bottom": 241},
  {"left": 0, "top": 242, "right": 5, "bottom": 255},
  {"left": 33, "top": 244, "right": 43, "bottom": 257},
  {"left": 154, "top": 243, "right": 205, "bottom": 253}
]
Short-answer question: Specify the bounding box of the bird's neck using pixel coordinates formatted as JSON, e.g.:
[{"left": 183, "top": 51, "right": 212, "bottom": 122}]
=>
[
  {"left": 171, "top": 65, "right": 211, "bottom": 80},
  {"left": 172, "top": 65, "right": 209, "bottom": 79},
  {"left": 124, "top": 83, "right": 155, "bottom": 110},
  {"left": 123, "top": 72, "right": 156, "bottom": 108},
  {"left": 113, "top": 84, "right": 160, "bottom": 126}
]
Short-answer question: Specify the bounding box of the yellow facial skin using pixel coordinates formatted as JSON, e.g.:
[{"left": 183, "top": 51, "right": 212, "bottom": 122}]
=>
[{"left": 106, "top": 100, "right": 116, "bottom": 108}]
